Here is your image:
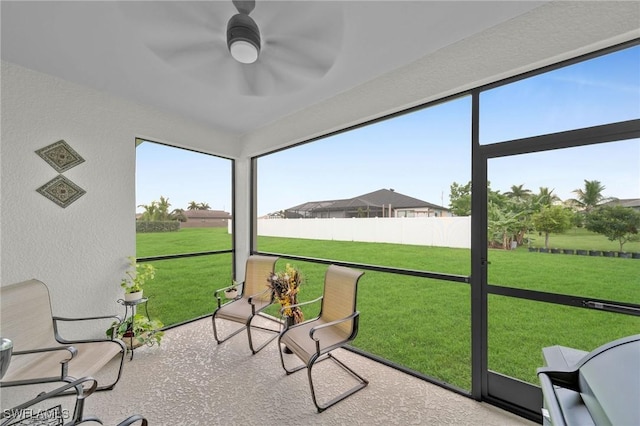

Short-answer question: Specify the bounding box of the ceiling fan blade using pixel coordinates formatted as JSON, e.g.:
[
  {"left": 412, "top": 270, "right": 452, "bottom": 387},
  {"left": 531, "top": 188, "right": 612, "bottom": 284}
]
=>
[
  {"left": 148, "top": 38, "right": 219, "bottom": 65},
  {"left": 119, "top": 1, "right": 225, "bottom": 30},
  {"left": 254, "top": 1, "right": 345, "bottom": 86},
  {"left": 258, "top": 1, "right": 344, "bottom": 47},
  {"left": 264, "top": 36, "right": 339, "bottom": 78},
  {"left": 183, "top": 47, "right": 246, "bottom": 91},
  {"left": 170, "top": 40, "right": 228, "bottom": 77},
  {"left": 119, "top": 1, "right": 227, "bottom": 64}
]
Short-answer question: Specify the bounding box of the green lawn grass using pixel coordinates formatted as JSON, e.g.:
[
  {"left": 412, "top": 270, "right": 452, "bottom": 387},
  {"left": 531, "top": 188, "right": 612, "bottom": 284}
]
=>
[
  {"left": 527, "top": 226, "right": 640, "bottom": 252},
  {"left": 136, "top": 227, "right": 232, "bottom": 257},
  {"left": 137, "top": 227, "right": 639, "bottom": 391}
]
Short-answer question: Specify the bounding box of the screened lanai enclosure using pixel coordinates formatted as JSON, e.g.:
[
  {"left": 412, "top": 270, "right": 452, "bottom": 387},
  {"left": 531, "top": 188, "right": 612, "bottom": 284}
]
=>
[
  {"left": 2, "top": 1, "right": 639, "bottom": 424},
  {"left": 133, "top": 41, "right": 640, "bottom": 422}
]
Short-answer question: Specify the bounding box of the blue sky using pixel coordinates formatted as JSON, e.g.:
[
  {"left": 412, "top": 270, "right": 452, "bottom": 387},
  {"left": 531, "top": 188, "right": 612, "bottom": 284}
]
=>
[{"left": 137, "top": 45, "right": 639, "bottom": 216}]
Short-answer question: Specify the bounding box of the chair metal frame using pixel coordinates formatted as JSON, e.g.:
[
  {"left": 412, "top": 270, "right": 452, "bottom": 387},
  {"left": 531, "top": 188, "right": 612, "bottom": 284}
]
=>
[
  {"left": 278, "top": 264, "right": 368, "bottom": 412},
  {"left": 1, "top": 376, "right": 148, "bottom": 426},
  {"left": 212, "top": 255, "right": 281, "bottom": 354},
  {"left": 0, "top": 279, "right": 126, "bottom": 393}
]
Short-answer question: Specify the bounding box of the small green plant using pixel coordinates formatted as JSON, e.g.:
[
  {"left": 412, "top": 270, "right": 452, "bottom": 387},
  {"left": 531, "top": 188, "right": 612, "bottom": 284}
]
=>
[
  {"left": 121, "top": 256, "right": 156, "bottom": 294},
  {"left": 107, "top": 314, "right": 164, "bottom": 347}
]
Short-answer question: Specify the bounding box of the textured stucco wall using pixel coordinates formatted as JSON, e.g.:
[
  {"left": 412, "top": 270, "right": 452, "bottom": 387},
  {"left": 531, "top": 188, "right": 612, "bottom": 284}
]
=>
[{"left": 0, "top": 62, "right": 236, "bottom": 332}]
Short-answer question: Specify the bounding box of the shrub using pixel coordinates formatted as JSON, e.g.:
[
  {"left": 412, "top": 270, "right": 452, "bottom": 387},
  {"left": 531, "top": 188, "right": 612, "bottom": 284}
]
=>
[{"left": 136, "top": 221, "right": 180, "bottom": 233}]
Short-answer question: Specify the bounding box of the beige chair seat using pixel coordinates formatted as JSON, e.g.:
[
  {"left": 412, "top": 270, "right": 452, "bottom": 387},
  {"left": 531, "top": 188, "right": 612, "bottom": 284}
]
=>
[
  {"left": 0, "top": 279, "right": 125, "bottom": 390},
  {"left": 214, "top": 297, "right": 272, "bottom": 323},
  {"left": 280, "top": 319, "right": 349, "bottom": 364},
  {"left": 3, "top": 342, "right": 123, "bottom": 383}
]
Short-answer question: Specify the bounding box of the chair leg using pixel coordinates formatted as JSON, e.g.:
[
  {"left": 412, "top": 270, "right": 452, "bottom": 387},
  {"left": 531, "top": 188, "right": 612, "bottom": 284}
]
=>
[
  {"left": 247, "top": 312, "right": 282, "bottom": 354},
  {"left": 307, "top": 353, "right": 369, "bottom": 413},
  {"left": 213, "top": 312, "right": 280, "bottom": 354},
  {"left": 96, "top": 340, "right": 126, "bottom": 391},
  {"left": 212, "top": 314, "right": 246, "bottom": 345},
  {"left": 278, "top": 331, "right": 312, "bottom": 374}
]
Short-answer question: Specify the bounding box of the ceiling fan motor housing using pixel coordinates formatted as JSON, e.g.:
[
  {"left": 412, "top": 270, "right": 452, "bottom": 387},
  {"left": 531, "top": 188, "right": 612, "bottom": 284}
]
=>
[{"left": 227, "top": 13, "right": 261, "bottom": 53}]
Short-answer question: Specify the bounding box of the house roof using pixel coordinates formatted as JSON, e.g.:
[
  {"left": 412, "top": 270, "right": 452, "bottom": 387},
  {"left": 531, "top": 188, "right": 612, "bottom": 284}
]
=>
[
  {"left": 355, "top": 189, "right": 446, "bottom": 210},
  {"left": 286, "top": 189, "right": 447, "bottom": 213},
  {"left": 603, "top": 199, "right": 640, "bottom": 208}
]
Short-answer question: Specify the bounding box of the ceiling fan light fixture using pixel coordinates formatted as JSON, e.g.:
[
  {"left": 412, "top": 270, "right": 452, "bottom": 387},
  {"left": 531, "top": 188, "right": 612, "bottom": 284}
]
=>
[{"left": 227, "top": 13, "right": 261, "bottom": 64}]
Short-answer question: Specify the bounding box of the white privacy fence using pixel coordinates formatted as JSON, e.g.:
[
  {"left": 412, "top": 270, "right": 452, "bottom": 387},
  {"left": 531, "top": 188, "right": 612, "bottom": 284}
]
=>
[{"left": 250, "top": 217, "right": 471, "bottom": 249}]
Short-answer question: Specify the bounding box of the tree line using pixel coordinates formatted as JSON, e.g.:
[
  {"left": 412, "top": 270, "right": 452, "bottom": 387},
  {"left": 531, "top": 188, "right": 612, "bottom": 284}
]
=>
[
  {"left": 449, "top": 179, "right": 640, "bottom": 251},
  {"left": 138, "top": 197, "right": 213, "bottom": 223}
]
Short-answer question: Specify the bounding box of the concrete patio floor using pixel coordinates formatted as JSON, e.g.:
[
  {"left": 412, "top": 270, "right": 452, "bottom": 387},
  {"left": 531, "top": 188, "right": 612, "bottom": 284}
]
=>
[{"left": 1, "top": 317, "right": 536, "bottom": 425}]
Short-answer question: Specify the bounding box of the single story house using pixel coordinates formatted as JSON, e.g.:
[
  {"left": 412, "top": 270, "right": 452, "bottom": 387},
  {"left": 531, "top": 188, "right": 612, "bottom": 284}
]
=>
[
  {"left": 603, "top": 198, "right": 640, "bottom": 211},
  {"left": 182, "top": 210, "right": 232, "bottom": 228},
  {"left": 284, "top": 188, "right": 451, "bottom": 218}
]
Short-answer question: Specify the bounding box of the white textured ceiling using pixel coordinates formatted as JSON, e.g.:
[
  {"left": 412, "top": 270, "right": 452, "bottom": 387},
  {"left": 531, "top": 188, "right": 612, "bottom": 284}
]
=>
[{"left": 2, "top": 1, "right": 639, "bottom": 155}]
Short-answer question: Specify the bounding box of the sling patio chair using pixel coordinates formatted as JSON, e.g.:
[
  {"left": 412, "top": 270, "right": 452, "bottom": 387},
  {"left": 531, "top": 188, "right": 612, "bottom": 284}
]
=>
[
  {"left": 278, "top": 264, "right": 367, "bottom": 412},
  {"left": 0, "top": 279, "right": 126, "bottom": 392},
  {"left": 212, "top": 255, "right": 280, "bottom": 354}
]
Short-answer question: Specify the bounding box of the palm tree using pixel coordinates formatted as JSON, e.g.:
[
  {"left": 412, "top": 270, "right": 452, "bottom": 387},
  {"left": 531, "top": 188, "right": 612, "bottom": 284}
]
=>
[
  {"left": 504, "top": 184, "right": 532, "bottom": 203},
  {"left": 488, "top": 201, "right": 522, "bottom": 249},
  {"left": 187, "top": 201, "right": 199, "bottom": 210},
  {"left": 533, "top": 187, "right": 560, "bottom": 209},
  {"left": 138, "top": 201, "right": 159, "bottom": 221},
  {"left": 569, "top": 180, "right": 614, "bottom": 212},
  {"left": 170, "top": 208, "right": 187, "bottom": 222},
  {"left": 198, "top": 202, "right": 211, "bottom": 210},
  {"left": 139, "top": 196, "right": 175, "bottom": 221},
  {"left": 156, "top": 196, "right": 172, "bottom": 220}
]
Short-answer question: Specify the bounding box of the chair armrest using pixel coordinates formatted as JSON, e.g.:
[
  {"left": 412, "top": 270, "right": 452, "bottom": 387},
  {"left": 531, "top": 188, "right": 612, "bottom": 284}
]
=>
[
  {"left": 214, "top": 283, "right": 242, "bottom": 308},
  {"left": 309, "top": 311, "right": 359, "bottom": 340},
  {"left": 307, "top": 311, "right": 359, "bottom": 356},
  {"left": 53, "top": 315, "right": 124, "bottom": 344},
  {"left": 214, "top": 282, "right": 241, "bottom": 297},
  {"left": 12, "top": 345, "right": 77, "bottom": 359},
  {"left": 53, "top": 314, "right": 122, "bottom": 322},
  {"left": 279, "top": 296, "right": 323, "bottom": 317},
  {"left": 247, "top": 288, "right": 273, "bottom": 305},
  {"left": 11, "top": 346, "right": 78, "bottom": 379}
]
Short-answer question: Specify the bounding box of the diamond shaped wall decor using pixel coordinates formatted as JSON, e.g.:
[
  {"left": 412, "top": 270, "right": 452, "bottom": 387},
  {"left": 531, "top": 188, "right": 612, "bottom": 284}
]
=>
[
  {"left": 37, "top": 175, "right": 86, "bottom": 208},
  {"left": 35, "top": 139, "right": 85, "bottom": 172}
]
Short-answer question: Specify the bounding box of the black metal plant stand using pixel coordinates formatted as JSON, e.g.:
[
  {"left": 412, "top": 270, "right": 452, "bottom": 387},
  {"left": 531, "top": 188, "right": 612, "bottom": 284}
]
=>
[{"left": 116, "top": 297, "right": 150, "bottom": 360}]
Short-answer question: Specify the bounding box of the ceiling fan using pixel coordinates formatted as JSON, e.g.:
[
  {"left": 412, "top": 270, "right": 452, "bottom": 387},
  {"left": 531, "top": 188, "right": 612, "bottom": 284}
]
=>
[
  {"left": 119, "top": 1, "right": 344, "bottom": 96},
  {"left": 227, "top": 0, "right": 261, "bottom": 64}
]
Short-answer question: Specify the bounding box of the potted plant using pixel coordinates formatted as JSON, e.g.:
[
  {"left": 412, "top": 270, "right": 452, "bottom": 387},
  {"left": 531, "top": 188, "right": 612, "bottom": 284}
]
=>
[
  {"left": 223, "top": 280, "right": 240, "bottom": 299},
  {"left": 107, "top": 314, "right": 164, "bottom": 350},
  {"left": 121, "top": 256, "right": 155, "bottom": 302}
]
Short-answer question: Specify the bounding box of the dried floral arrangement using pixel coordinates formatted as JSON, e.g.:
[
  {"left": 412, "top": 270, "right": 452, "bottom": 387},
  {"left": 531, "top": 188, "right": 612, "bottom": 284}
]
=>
[{"left": 267, "top": 263, "right": 304, "bottom": 324}]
